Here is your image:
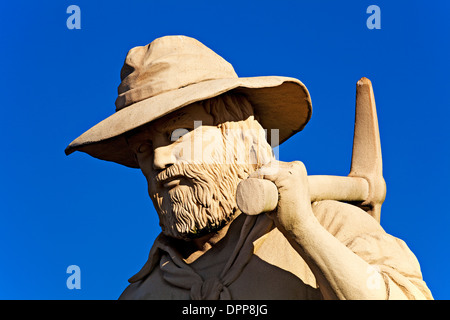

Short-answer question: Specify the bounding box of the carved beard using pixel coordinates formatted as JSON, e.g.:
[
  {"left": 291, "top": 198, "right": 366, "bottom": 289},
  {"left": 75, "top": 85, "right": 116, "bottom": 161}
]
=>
[
  {"left": 150, "top": 162, "right": 245, "bottom": 240},
  {"left": 148, "top": 118, "right": 274, "bottom": 241}
]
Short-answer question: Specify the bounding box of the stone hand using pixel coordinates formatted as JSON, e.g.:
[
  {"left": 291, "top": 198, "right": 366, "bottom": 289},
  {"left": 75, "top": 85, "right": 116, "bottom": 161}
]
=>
[{"left": 247, "top": 160, "right": 316, "bottom": 233}]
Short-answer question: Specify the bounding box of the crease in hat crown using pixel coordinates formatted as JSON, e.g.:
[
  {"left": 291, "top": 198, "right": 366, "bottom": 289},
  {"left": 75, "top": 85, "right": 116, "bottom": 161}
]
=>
[
  {"left": 115, "top": 36, "right": 238, "bottom": 111},
  {"left": 65, "top": 35, "right": 312, "bottom": 168}
]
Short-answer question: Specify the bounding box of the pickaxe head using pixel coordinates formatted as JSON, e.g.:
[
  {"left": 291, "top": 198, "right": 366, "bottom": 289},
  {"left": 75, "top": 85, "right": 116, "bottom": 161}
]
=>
[{"left": 349, "top": 77, "right": 386, "bottom": 222}]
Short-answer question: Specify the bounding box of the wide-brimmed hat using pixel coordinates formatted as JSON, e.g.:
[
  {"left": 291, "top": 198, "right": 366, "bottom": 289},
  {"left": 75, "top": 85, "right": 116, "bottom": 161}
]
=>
[{"left": 65, "top": 35, "right": 312, "bottom": 168}]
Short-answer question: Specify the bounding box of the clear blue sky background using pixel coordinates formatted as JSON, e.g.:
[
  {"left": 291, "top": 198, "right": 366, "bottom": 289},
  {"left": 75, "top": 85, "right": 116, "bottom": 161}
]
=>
[{"left": 1, "top": 1, "right": 448, "bottom": 299}]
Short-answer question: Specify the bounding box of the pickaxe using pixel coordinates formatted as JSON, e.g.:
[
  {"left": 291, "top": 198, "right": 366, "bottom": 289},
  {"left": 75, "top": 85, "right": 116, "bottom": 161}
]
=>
[{"left": 236, "top": 77, "right": 386, "bottom": 222}]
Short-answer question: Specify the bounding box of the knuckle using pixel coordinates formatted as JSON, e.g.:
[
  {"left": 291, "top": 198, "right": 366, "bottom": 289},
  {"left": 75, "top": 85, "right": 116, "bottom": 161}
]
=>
[
  {"left": 249, "top": 171, "right": 263, "bottom": 179},
  {"left": 290, "top": 161, "right": 306, "bottom": 172}
]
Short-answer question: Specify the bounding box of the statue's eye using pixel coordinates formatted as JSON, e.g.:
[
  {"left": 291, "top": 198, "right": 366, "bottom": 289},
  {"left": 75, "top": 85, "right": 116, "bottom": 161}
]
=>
[
  {"left": 137, "top": 142, "right": 152, "bottom": 154},
  {"left": 170, "top": 128, "right": 190, "bottom": 142}
]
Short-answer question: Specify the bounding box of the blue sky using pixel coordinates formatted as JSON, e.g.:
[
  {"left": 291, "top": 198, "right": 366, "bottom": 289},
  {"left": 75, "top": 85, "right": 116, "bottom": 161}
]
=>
[{"left": 1, "top": 1, "right": 449, "bottom": 299}]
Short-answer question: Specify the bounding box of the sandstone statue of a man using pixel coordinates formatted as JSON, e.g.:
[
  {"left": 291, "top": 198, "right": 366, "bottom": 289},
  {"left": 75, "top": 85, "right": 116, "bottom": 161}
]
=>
[{"left": 65, "top": 36, "right": 433, "bottom": 300}]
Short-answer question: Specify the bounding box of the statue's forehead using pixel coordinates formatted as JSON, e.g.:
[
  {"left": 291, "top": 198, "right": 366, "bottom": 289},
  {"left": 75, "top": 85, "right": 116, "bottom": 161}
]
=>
[
  {"left": 127, "top": 102, "right": 213, "bottom": 142},
  {"left": 153, "top": 110, "right": 192, "bottom": 133},
  {"left": 159, "top": 102, "right": 215, "bottom": 131}
]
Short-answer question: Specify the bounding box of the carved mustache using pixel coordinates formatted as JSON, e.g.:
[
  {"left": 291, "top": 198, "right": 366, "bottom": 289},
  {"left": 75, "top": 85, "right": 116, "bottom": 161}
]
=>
[
  {"left": 155, "top": 162, "right": 211, "bottom": 185},
  {"left": 155, "top": 164, "right": 186, "bottom": 184}
]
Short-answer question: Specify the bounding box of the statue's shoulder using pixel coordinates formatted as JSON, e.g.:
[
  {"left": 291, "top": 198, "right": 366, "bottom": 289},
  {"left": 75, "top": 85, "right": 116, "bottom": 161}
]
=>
[
  {"left": 312, "top": 200, "right": 380, "bottom": 223},
  {"left": 118, "top": 264, "right": 190, "bottom": 300},
  {"left": 118, "top": 280, "right": 142, "bottom": 300},
  {"left": 311, "top": 200, "right": 384, "bottom": 240},
  {"left": 118, "top": 266, "right": 163, "bottom": 300}
]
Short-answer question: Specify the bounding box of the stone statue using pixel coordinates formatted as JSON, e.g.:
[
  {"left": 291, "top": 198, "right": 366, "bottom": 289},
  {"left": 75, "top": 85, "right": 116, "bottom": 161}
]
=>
[{"left": 65, "top": 36, "right": 433, "bottom": 300}]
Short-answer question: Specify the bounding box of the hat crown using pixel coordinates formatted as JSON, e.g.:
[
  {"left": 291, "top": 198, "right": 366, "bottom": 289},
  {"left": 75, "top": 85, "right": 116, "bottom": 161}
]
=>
[{"left": 115, "top": 36, "right": 238, "bottom": 111}]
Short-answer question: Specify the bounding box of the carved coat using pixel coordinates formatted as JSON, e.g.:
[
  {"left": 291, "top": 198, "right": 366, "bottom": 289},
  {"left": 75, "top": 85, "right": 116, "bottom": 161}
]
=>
[{"left": 119, "top": 200, "right": 433, "bottom": 300}]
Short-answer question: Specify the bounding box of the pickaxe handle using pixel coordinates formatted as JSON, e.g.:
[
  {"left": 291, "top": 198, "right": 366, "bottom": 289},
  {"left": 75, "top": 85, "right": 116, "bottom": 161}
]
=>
[
  {"left": 236, "top": 176, "right": 369, "bottom": 216},
  {"left": 236, "top": 77, "right": 385, "bottom": 222}
]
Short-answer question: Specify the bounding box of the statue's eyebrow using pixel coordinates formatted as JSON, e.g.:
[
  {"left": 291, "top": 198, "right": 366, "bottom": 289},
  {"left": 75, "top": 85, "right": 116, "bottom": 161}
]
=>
[
  {"left": 157, "top": 111, "right": 196, "bottom": 133},
  {"left": 126, "top": 127, "right": 152, "bottom": 148}
]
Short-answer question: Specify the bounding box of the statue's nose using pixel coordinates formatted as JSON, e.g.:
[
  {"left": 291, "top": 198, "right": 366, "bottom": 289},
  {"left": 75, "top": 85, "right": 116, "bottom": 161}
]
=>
[{"left": 152, "top": 145, "right": 176, "bottom": 170}]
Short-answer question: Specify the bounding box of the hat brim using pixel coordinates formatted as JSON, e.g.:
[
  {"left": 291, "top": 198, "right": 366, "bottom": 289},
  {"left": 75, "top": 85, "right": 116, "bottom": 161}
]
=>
[{"left": 65, "top": 76, "right": 312, "bottom": 168}]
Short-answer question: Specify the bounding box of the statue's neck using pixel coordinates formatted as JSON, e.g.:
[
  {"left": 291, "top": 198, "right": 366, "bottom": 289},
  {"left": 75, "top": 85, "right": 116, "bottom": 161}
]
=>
[{"left": 172, "top": 211, "right": 245, "bottom": 264}]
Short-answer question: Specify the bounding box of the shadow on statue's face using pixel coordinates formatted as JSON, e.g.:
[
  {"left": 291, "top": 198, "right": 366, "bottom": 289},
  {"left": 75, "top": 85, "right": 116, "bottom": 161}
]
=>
[{"left": 127, "top": 102, "right": 270, "bottom": 240}]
